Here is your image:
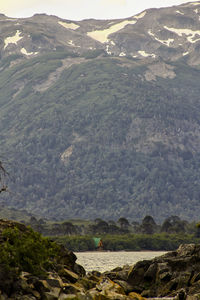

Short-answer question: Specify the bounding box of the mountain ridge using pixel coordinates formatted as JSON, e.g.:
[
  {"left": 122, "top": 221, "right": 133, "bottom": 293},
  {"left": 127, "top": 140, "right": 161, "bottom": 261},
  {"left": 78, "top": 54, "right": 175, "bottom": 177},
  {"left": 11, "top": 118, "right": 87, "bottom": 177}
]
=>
[
  {"left": 1, "top": 2, "right": 200, "bottom": 222},
  {"left": 1, "top": 1, "right": 200, "bottom": 65}
]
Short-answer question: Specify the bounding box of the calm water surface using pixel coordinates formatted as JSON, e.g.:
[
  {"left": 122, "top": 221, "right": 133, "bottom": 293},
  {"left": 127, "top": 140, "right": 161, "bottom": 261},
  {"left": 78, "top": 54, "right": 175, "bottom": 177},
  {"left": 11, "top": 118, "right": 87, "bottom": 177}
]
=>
[{"left": 75, "top": 251, "right": 167, "bottom": 273}]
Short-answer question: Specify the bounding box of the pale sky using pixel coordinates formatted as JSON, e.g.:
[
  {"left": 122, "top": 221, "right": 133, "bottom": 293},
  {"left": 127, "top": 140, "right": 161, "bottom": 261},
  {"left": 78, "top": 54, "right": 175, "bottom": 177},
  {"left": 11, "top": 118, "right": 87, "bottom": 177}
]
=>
[{"left": 0, "top": 0, "right": 199, "bottom": 20}]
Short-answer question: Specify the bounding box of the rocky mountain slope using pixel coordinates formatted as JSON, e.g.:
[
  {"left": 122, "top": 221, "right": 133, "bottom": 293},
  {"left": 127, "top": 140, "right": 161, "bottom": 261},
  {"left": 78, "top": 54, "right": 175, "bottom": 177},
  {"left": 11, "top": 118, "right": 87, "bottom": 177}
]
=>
[
  {"left": 1, "top": 2, "right": 200, "bottom": 221},
  {"left": 1, "top": 2, "right": 200, "bottom": 64}
]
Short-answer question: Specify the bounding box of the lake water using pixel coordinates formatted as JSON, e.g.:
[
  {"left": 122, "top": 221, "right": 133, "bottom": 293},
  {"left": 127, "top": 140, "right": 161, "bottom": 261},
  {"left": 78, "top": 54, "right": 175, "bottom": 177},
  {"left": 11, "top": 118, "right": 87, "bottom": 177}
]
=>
[{"left": 75, "top": 251, "right": 167, "bottom": 273}]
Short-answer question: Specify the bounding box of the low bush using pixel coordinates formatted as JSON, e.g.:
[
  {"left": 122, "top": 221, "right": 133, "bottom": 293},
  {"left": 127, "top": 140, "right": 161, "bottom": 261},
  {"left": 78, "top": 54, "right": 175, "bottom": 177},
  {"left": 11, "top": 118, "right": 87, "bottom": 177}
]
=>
[{"left": 0, "top": 226, "right": 60, "bottom": 276}]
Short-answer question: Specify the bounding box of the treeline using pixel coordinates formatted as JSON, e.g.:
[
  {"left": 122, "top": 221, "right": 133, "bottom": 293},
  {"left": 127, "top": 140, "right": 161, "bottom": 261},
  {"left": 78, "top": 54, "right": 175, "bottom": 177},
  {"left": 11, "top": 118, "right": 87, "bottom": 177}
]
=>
[
  {"left": 28, "top": 215, "right": 197, "bottom": 236},
  {"left": 53, "top": 233, "right": 199, "bottom": 252},
  {"left": 25, "top": 215, "right": 200, "bottom": 251}
]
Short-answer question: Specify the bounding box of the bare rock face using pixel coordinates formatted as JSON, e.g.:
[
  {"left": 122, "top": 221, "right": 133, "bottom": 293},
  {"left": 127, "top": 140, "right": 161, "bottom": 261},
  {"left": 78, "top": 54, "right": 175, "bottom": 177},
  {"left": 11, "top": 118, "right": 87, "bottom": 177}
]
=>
[{"left": 144, "top": 62, "right": 176, "bottom": 81}]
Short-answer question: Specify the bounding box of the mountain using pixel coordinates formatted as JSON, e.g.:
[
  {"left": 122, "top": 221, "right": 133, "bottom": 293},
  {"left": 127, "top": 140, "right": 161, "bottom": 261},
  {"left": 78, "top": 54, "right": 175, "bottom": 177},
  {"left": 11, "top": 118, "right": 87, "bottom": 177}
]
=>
[{"left": 1, "top": 2, "right": 200, "bottom": 222}]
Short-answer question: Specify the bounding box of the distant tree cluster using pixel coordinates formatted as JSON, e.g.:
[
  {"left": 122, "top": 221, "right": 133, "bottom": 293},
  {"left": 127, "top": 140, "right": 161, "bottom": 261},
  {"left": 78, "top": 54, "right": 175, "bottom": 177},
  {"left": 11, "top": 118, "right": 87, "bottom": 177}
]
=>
[{"left": 26, "top": 215, "right": 197, "bottom": 237}]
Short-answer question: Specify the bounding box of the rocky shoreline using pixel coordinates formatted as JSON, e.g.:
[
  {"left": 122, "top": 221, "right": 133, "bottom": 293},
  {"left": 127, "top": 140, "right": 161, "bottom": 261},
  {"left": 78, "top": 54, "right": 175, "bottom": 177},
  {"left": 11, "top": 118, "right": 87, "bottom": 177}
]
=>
[{"left": 0, "top": 220, "right": 200, "bottom": 299}]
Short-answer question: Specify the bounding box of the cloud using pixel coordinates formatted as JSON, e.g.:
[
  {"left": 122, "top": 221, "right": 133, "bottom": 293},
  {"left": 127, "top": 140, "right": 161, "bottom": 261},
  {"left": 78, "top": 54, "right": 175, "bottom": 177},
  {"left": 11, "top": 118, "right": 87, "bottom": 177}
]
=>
[
  {"left": 0, "top": 0, "right": 65, "bottom": 17},
  {"left": 100, "top": 0, "right": 126, "bottom": 6},
  {"left": 0, "top": 0, "right": 98, "bottom": 19},
  {"left": 1, "top": 0, "right": 35, "bottom": 11},
  {"left": 1, "top": 0, "right": 39, "bottom": 16},
  {"left": 0, "top": 0, "right": 199, "bottom": 20}
]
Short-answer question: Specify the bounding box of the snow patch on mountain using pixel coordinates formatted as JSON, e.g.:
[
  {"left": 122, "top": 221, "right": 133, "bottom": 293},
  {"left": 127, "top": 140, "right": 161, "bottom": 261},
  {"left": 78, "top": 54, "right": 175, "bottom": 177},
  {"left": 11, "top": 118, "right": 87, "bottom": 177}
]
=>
[
  {"left": 164, "top": 26, "right": 200, "bottom": 43},
  {"left": 138, "top": 50, "right": 156, "bottom": 58},
  {"left": 87, "top": 20, "right": 137, "bottom": 43},
  {"left": 68, "top": 40, "right": 75, "bottom": 46},
  {"left": 148, "top": 30, "right": 174, "bottom": 46},
  {"left": 190, "top": 2, "right": 200, "bottom": 5},
  {"left": 106, "top": 45, "right": 112, "bottom": 55},
  {"left": 183, "top": 1, "right": 200, "bottom": 6},
  {"left": 176, "top": 10, "right": 184, "bottom": 15},
  {"left": 21, "top": 48, "right": 38, "bottom": 56},
  {"left": 4, "top": 30, "right": 23, "bottom": 49},
  {"left": 119, "top": 52, "right": 126, "bottom": 56},
  {"left": 133, "top": 11, "right": 146, "bottom": 19},
  {"left": 58, "top": 21, "right": 80, "bottom": 30}
]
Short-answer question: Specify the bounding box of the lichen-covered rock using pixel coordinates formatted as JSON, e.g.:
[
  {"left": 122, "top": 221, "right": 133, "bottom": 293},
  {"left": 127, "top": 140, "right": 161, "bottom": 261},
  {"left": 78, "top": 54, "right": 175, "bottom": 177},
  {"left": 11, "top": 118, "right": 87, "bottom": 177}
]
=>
[
  {"left": 104, "top": 265, "right": 131, "bottom": 282},
  {"left": 114, "top": 280, "right": 134, "bottom": 294},
  {"left": 77, "top": 277, "right": 98, "bottom": 290},
  {"left": 96, "top": 277, "right": 125, "bottom": 295},
  {"left": 58, "top": 268, "right": 79, "bottom": 283},
  {"left": 62, "top": 283, "right": 84, "bottom": 294},
  {"left": 128, "top": 292, "right": 145, "bottom": 300}
]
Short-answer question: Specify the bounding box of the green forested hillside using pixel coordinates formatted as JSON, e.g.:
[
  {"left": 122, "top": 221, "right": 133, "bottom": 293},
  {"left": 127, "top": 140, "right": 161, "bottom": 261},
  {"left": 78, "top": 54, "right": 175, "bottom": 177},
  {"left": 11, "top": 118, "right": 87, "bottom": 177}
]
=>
[{"left": 1, "top": 50, "right": 200, "bottom": 222}]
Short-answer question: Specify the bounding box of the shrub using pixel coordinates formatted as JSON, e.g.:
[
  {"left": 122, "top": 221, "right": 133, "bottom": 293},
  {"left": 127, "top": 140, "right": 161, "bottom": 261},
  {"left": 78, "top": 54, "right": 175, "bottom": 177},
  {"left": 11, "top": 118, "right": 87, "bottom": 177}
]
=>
[{"left": 0, "top": 226, "right": 60, "bottom": 276}]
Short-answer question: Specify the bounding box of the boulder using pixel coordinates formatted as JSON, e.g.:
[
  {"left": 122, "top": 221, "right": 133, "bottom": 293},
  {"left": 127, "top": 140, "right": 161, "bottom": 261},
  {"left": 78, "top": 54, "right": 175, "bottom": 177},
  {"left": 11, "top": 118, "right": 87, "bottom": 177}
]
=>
[
  {"left": 58, "top": 268, "right": 79, "bottom": 283},
  {"left": 126, "top": 244, "right": 200, "bottom": 298},
  {"left": 96, "top": 277, "right": 125, "bottom": 295}
]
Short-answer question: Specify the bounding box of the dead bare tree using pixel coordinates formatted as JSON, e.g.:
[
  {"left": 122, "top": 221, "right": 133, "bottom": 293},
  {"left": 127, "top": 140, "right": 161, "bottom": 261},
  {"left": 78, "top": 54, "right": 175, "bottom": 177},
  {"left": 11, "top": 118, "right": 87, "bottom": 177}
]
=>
[{"left": 0, "top": 161, "right": 8, "bottom": 193}]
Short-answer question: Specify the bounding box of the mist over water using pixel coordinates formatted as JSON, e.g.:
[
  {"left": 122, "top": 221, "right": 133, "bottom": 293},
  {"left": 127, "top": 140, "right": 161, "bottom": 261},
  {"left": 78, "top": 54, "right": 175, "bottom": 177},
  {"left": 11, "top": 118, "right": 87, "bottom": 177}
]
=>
[{"left": 75, "top": 251, "right": 167, "bottom": 273}]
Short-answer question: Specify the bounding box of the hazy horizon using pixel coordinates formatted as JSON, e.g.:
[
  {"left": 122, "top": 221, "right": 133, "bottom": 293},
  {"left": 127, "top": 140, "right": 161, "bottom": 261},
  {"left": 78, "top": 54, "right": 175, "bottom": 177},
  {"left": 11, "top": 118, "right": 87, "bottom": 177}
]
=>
[{"left": 0, "top": 0, "right": 198, "bottom": 21}]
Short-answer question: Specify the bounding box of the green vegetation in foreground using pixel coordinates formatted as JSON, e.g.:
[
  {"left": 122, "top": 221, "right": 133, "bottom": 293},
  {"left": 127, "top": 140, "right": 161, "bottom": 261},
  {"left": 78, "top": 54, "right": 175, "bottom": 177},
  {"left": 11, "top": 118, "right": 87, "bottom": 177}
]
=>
[
  {"left": 0, "top": 225, "right": 60, "bottom": 276},
  {"left": 52, "top": 233, "right": 199, "bottom": 252}
]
